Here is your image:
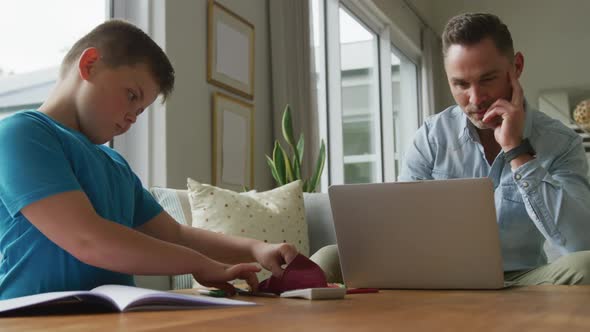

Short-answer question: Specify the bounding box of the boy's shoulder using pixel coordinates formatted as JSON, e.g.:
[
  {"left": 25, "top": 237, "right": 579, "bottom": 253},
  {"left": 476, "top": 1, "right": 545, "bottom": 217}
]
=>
[
  {"left": 99, "top": 144, "right": 128, "bottom": 166},
  {"left": 0, "top": 110, "right": 57, "bottom": 133},
  {"left": 0, "top": 110, "right": 53, "bottom": 139}
]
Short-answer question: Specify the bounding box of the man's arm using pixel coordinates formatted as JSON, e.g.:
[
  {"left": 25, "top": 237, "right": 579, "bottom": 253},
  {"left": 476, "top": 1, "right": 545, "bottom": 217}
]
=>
[
  {"left": 509, "top": 138, "right": 590, "bottom": 253},
  {"left": 483, "top": 70, "right": 590, "bottom": 253},
  {"left": 399, "top": 123, "right": 435, "bottom": 181}
]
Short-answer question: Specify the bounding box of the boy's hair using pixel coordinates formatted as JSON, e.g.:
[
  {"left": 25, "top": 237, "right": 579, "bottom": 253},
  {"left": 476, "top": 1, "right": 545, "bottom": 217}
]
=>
[
  {"left": 442, "top": 13, "right": 514, "bottom": 62},
  {"left": 60, "top": 19, "right": 175, "bottom": 101}
]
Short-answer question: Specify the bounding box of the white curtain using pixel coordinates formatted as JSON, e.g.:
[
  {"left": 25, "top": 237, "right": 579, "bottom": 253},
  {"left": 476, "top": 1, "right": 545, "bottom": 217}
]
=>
[
  {"left": 421, "top": 27, "right": 453, "bottom": 118},
  {"left": 420, "top": 27, "right": 439, "bottom": 120},
  {"left": 268, "top": 0, "right": 318, "bottom": 180}
]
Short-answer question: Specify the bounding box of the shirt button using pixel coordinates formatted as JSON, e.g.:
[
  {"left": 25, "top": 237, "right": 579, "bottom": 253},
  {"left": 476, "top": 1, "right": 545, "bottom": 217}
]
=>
[
  {"left": 515, "top": 174, "right": 522, "bottom": 180},
  {"left": 522, "top": 181, "right": 529, "bottom": 188}
]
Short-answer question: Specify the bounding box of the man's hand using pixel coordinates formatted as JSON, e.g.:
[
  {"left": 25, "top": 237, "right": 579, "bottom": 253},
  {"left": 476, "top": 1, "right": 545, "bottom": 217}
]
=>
[
  {"left": 193, "top": 261, "right": 261, "bottom": 295},
  {"left": 252, "top": 242, "right": 299, "bottom": 278},
  {"left": 482, "top": 70, "right": 526, "bottom": 151}
]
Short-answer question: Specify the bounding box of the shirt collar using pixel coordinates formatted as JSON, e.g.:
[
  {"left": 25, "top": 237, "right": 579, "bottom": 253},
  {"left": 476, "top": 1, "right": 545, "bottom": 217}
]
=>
[
  {"left": 457, "top": 99, "right": 533, "bottom": 141},
  {"left": 458, "top": 107, "right": 477, "bottom": 141}
]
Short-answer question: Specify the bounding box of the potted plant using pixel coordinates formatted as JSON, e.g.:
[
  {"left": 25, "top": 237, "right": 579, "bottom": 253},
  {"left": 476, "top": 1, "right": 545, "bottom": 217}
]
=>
[{"left": 265, "top": 105, "right": 326, "bottom": 192}]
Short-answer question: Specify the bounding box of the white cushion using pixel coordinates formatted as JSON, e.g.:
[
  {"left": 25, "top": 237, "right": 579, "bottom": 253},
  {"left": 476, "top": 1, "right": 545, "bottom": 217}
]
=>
[
  {"left": 149, "top": 187, "right": 192, "bottom": 226},
  {"left": 187, "top": 178, "right": 310, "bottom": 282},
  {"left": 149, "top": 187, "right": 194, "bottom": 290}
]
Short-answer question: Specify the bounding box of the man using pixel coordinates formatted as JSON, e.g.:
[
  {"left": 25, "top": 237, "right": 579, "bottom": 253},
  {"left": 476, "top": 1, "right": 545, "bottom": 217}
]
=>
[{"left": 399, "top": 13, "right": 590, "bottom": 285}]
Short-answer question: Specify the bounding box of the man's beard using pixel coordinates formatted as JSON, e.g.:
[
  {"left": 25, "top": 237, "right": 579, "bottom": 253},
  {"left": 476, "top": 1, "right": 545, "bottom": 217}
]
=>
[{"left": 464, "top": 100, "right": 496, "bottom": 130}]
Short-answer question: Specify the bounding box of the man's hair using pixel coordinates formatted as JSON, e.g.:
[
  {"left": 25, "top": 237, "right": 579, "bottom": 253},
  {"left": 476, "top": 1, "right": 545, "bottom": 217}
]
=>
[
  {"left": 60, "top": 19, "right": 175, "bottom": 101},
  {"left": 442, "top": 13, "right": 514, "bottom": 61}
]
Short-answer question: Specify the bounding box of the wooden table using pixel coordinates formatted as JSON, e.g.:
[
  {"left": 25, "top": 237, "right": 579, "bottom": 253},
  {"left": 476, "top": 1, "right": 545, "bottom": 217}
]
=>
[{"left": 1, "top": 286, "right": 589, "bottom": 331}]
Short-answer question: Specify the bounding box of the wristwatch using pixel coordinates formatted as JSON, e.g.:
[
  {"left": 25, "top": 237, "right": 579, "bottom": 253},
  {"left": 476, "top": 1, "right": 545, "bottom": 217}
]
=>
[{"left": 504, "top": 138, "right": 536, "bottom": 163}]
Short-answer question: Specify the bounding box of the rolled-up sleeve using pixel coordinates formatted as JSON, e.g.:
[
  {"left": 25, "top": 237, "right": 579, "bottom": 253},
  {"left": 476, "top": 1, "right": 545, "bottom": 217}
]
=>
[{"left": 512, "top": 134, "right": 590, "bottom": 253}]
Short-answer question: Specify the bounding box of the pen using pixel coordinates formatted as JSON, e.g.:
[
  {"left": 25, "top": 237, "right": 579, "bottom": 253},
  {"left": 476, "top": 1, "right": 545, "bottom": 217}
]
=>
[
  {"left": 196, "top": 289, "right": 228, "bottom": 297},
  {"left": 346, "top": 288, "right": 379, "bottom": 294},
  {"left": 195, "top": 288, "right": 278, "bottom": 298},
  {"left": 236, "top": 288, "right": 278, "bottom": 298}
]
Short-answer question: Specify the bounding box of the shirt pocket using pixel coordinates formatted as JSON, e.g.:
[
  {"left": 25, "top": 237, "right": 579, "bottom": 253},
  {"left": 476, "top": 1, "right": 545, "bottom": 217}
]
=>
[
  {"left": 501, "top": 183, "right": 524, "bottom": 204},
  {"left": 431, "top": 169, "right": 452, "bottom": 179}
]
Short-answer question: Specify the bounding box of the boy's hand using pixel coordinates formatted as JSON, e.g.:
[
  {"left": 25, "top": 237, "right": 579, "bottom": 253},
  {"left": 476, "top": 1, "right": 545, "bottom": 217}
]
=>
[
  {"left": 193, "top": 262, "right": 261, "bottom": 295},
  {"left": 252, "top": 242, "right": 299, "bottom": 278}
]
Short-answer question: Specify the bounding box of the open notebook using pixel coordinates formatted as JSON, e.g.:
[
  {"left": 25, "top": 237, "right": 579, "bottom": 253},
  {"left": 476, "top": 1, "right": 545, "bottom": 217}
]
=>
[{"left": 0, "top": 284, "right": 255, "bottom": 316}]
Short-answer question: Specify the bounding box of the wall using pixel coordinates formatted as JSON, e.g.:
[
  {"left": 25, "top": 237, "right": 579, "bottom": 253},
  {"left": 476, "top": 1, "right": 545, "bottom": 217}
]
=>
[
  {"left": 370, "top": 0, "right": 422, "bottom": 59},
  {"left": 160, "top": 0, "right": 442, "bottom": 191},
  {"left": 163, "top": 0, "right": 273, "bottom": 190},
  {"left": 408, "top": 0, "right": 590, "bottom": 111},
  {"left": 371, "top": 0, "right": 455, "bottom": 112},
  {"left": 538, "top": 91, "right": 571, "bottom": 124}
]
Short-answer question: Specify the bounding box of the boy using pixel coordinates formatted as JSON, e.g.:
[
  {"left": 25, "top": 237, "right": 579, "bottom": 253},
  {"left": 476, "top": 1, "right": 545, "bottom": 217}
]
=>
[{"left": 0, "top": 19, "right": 298, "bottom": 300}]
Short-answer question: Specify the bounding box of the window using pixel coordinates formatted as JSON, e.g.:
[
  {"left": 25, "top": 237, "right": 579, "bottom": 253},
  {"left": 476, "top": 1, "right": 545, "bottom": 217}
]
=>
[
  {"left": 0, "top": 0, "right": 110, "bottom": 119},
  {"left": 311, "top": 0, "right": 421, "bottom": 187},
  {"left": 310, "top": 0, "right": 329, "bottom": 191},
  {"left": 339, "top": 7, "right": 382, "bottom": 184},
  {"left": 391, "top": 49, "right": 419, "bottom": 177}
]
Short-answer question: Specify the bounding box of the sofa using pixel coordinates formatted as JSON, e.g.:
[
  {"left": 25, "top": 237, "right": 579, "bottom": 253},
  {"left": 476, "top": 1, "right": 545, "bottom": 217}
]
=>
[
  {"left": 135, "top": 189, "right": 338, "bottom": 291},
  {"left": 135, "top": 186, "right": 562, "bottom": 291}
]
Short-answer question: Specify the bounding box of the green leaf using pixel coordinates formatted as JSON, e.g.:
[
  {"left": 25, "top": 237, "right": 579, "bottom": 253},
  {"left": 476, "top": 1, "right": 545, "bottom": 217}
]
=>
[
  {"left": 281, "top": 105, "right": 296, "bottom": 147},
  {"left": 293, "top": 156, "right": 301, "bottom": 180},
  {"left": 243, "top": 185, "right": 250, "bottom": 192},
  {"left": 284, "top": 153, "right": 294, "bottom": 183},
  {"left": 302, "top": 179, "right": 309, "bottom": 193},
  {"left": 297, "top": 134, "right": 304, "bottom": 165},
  {"left": 265, "top": 155, "right": 282, "bottom": 185},
  {"left": 308, "top": 140, "right": 326, "bottom": 192},
  {"left": 272, "top": 142, "right": 287, "bottom": 185},
  {"left": 281, "top": 105, "right": 303, "bottom": 180}
]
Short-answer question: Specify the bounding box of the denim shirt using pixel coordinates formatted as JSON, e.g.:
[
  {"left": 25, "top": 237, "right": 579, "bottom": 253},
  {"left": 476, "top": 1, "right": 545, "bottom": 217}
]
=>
[{"left": 400, "top": 104, "right": 590, "bottom": 271}]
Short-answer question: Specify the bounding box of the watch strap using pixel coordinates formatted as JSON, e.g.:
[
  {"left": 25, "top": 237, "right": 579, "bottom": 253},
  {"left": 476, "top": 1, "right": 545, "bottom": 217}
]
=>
[{"left": 504, "top": 138, "right": 535, "bottom": 163}]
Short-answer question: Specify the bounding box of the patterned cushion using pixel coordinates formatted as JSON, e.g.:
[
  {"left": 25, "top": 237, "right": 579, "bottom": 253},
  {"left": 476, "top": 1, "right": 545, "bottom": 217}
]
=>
[{"left": 187, "top": 178, "right": 309, "bottom": 282}]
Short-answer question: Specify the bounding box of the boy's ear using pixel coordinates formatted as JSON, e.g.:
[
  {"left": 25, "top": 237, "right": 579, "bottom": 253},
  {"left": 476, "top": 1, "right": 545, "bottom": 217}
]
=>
[{"left": 78, "top": 47, "right": 101, "bottom": 81}]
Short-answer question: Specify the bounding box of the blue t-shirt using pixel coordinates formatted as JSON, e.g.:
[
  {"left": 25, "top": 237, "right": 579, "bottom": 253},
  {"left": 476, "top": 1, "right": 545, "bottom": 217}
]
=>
[{"left": 0, "top": 110, "right": 163, "bottom": 299}]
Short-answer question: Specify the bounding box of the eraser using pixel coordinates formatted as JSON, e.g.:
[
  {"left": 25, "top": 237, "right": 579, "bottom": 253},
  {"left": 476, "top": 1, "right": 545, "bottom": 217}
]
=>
[{"left": 280, "top": 287, "right": 346, "bottom": 300}]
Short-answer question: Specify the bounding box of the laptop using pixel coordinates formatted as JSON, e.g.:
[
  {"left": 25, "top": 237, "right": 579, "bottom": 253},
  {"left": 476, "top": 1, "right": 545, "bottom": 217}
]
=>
[{"left": 328, "top": 178, "right": 507, "bottom": 290}]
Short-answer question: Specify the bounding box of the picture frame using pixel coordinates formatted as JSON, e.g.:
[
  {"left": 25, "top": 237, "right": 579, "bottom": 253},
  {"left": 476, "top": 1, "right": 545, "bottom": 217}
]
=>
[
  {"left": 207, "top": 0, "right": 255, "bottom": 99},
  {"left": 212, "top": 92, "right": 255, "bottom": 191}
]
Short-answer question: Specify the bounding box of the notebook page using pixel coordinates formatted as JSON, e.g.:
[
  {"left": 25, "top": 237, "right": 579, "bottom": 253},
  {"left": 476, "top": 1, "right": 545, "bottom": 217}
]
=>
[
  {"left": 92, "top": 285, "right": 255, "bottom": 311},
  {"left": 0, "top": 291, "right": 93, "bottom": 313}
]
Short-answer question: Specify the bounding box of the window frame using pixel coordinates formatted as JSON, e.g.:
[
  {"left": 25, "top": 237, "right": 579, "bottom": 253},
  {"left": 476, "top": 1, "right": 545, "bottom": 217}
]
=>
[
  {"left": 320, "top": 0, "right": 422, "bottom": 186},
  {"left": 0, "top": 1, "right": 113, "bottom": 119},
  {"left": 390, "top": 44, "right": 422, "bottom": 179}
]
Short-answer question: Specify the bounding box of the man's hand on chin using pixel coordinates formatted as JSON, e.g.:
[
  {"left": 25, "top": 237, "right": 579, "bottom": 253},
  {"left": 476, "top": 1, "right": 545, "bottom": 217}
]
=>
[
  {"left": 482, "top": 70, "right": 526, "bottom": 152},
  {"left": 482, "top": 70, "right": 534, "bottom": 169}
]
